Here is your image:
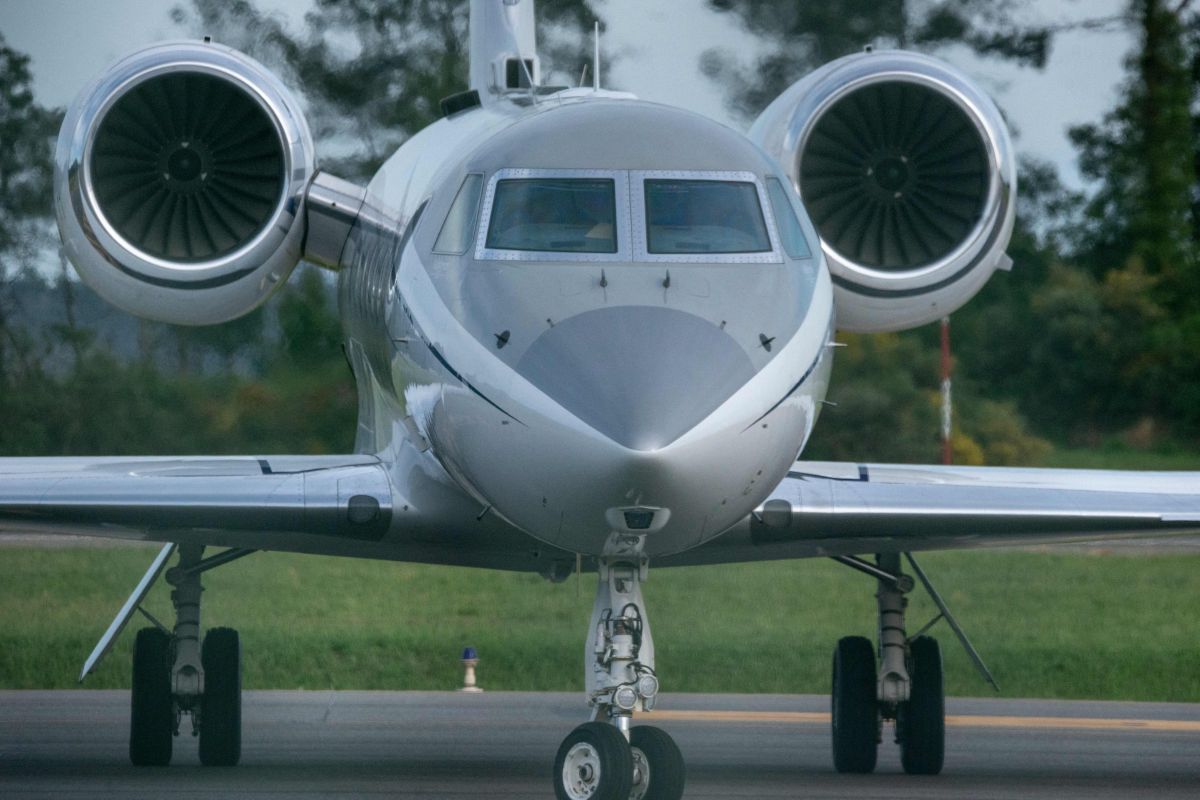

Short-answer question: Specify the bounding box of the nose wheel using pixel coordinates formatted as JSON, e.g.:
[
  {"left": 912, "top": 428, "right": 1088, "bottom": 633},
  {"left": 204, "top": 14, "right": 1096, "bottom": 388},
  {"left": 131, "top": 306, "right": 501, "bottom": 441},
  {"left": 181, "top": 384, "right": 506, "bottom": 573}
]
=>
[
  {"left": 629, "top": 725, "right": 685, "bottom": 800},
  {"left": 555, "top": 722, "right": 633, "bottom": 800}
]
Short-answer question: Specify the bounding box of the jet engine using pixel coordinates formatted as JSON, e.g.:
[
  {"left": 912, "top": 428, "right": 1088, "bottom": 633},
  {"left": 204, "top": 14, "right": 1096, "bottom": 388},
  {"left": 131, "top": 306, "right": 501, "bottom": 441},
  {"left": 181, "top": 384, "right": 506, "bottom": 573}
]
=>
[
  {"left": 751, "top": 51, "right": 1016, "bottom": 333},
  {"left": 54, "top": 41, "right": 316, "bottom": 325}
]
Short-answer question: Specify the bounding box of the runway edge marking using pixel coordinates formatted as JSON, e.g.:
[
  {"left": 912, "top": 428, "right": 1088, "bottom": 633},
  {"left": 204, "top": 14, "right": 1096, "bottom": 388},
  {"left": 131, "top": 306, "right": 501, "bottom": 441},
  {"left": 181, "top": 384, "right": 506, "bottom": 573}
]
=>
[{"left": 637, "top": 710, "right": 1200, "bottom": 732}]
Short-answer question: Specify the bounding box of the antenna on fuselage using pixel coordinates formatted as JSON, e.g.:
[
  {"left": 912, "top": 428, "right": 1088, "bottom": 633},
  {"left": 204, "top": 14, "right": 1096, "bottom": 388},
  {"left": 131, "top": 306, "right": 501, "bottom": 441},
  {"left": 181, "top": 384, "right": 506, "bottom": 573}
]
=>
[{"left": 593, "top": 21, "right": 601, "bottom": 90}]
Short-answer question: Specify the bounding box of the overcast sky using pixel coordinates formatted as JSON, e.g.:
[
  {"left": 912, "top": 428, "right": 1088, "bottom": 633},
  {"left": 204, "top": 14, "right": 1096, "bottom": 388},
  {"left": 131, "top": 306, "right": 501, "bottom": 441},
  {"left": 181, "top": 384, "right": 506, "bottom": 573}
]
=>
[{"left": 0, "top": 0, "right": 1132, "bottom": 188}]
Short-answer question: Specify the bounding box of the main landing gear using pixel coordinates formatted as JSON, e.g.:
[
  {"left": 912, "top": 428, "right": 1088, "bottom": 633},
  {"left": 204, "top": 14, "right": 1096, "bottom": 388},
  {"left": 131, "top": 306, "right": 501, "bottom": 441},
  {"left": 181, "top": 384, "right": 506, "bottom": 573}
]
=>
[
  {"left": 127, "top": 544, "right": 253, "bottom": 767},
  {"left": 553, "top": 537, "right": 685, "bottom": 800},
  {"left": 829, "top": 552, "right": 997, "bottom": 776}
]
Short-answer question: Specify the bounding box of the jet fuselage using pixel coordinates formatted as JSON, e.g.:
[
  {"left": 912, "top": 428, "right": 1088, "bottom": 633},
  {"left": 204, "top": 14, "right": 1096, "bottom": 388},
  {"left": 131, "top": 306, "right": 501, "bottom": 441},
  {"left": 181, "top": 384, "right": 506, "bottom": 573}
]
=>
[{"left": 339, "top": 94, "right": 834, "bottom": 557}]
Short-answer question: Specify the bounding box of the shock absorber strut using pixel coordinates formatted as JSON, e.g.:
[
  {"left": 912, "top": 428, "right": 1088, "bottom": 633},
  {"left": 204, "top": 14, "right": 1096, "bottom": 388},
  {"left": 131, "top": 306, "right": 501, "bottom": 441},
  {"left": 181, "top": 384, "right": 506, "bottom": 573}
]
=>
[
  {"left": 166, "top": 544, "right": 206, "bottom": 719},
  {"left": 876, "top": 552, "right": 910, "bottom": 706}
]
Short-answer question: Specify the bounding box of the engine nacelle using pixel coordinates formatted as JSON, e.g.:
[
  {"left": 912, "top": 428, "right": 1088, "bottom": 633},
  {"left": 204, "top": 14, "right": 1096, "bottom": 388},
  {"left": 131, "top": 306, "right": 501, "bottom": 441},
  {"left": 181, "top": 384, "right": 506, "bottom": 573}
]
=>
[
  {"left": 751, "top": 51, "right": 1016, "bottom": 333},
  {"left": 54, "top": 41, "right": 315, "bottom": 325}
]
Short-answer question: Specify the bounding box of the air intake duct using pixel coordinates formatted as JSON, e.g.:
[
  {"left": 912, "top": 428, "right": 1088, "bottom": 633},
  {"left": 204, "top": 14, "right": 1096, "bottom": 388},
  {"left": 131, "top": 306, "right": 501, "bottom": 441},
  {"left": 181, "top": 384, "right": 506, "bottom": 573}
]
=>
[
  {"left": 55, "top": 41, "right": 315, "bottom": 325},
  {"left": 799, "top": 82, "right": 988, "bottom": 270},
  {"left": 751, "top": 51, "right": 1016, "bottom": 333}
]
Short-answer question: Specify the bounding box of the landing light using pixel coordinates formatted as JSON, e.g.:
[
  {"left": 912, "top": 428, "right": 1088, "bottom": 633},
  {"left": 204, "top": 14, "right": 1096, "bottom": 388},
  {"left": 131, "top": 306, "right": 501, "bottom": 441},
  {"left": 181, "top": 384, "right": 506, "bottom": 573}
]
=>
[{"left": 623, "top": 510, "right": 655, "bottom": 530}]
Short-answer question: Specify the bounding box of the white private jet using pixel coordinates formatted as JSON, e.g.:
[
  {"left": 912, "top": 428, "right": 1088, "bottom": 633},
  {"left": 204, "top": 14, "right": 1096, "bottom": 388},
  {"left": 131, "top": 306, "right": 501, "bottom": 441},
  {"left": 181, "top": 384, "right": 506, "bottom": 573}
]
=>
[{"left": 5, "top": 1, "right": 1200, "bottom": 798}]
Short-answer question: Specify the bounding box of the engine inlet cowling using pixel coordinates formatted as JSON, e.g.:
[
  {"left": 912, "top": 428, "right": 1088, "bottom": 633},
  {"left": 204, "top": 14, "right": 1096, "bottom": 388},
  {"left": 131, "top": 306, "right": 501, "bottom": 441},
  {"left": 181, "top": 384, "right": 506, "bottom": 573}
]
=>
[
  {"left": 751, "top": 51, "right": 1016, "bottom": 333},
  {"left": 55, "top": 41, "right": 315, "bottom": 325}
]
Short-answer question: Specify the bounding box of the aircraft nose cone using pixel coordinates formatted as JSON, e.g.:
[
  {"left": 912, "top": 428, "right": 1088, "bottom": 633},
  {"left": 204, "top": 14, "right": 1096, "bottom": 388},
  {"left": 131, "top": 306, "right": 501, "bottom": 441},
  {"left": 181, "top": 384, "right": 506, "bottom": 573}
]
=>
[{"left": 517, "top": 306, "right": 755, "bottom": 450}]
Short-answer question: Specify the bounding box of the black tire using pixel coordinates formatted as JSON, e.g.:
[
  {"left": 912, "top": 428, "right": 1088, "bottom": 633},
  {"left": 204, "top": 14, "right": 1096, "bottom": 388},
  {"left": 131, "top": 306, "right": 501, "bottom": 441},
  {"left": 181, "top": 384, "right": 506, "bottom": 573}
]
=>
[
  {"left": 832, "top": 635, "right": 878, "bottom": 774},
  {"left": 130, "top": 627, "right": 174, "bottom": 766},
  {"left": 629, "top": 725, "right": 685, "bottom": 800},
  {"left": 898, "top": 635, "right": 944, "bottom": 775},
  {"left": 553, "top": 721, "right": 633, "bottom": 800},
  {"left": 199, "top": 627, "right": 242, "bottom": 767}
]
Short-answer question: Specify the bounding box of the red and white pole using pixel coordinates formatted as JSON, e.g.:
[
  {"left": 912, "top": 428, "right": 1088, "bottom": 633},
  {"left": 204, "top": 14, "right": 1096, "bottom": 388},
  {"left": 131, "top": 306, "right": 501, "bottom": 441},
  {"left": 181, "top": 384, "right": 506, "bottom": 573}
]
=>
[{"left": 940, "top": 316, "right": 952, "bottom": 465}]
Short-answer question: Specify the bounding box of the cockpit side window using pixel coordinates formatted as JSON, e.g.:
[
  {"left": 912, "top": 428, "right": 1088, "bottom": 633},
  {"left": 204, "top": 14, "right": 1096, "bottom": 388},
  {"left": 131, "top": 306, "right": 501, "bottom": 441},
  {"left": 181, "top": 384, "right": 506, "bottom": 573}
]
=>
[
  {"left": 433, "top": 173, "right": 484, "bottom": 255},
  {"left": 644, "top": 179, "right": 771, "bottom": 255},
  {"left": 765, "top": 178, "right": 812, "bottom": 260},
  {"left": 485, "top": 178, "right": 617, "bottom": 254}
]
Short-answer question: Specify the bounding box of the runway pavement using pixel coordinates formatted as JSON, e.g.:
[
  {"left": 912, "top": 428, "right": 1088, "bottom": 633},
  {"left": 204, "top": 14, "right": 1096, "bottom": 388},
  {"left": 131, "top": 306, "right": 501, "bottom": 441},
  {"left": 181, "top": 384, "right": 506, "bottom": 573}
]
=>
[{"left": 2, "top": 691, "right": 1199, "bottom": 798}]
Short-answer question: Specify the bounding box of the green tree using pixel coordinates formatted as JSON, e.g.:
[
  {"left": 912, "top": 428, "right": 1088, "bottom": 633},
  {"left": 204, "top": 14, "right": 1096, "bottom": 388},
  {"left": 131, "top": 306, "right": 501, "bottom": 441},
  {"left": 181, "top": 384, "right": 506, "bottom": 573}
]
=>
[
  {"left": 1071, "top": 0, "right": 1195, "bottom": 281},
  {"left": 803, "top": 332, "right": 942, "bottom": 462},
  {"left": 0, "top": 34, "right": 63, "bottom": 380},
  {"left": 276, "top": 267, "right": 342, "bottom": 367},
  {"left": 1066, "top": 0, "right": 1199, "bottom": 434},
  {"left": 0, "top": 33, "right": 60, "bottom": 257},
  {"left": 0, "top": 35, "right": 68, "bottom": 457}
]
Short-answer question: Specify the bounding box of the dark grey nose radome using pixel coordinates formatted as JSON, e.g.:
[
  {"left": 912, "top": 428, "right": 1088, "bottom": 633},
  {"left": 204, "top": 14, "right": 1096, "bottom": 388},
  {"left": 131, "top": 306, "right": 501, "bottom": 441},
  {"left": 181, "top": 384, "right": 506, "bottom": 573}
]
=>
[{"left": 517, "top": 306, "right": 756, "bottom": 451}]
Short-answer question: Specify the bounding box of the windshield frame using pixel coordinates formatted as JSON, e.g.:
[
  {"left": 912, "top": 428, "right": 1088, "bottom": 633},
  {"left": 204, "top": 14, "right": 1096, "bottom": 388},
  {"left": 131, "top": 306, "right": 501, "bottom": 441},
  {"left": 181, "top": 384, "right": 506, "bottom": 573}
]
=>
[
  {"left": 631, "top": 170, "right": 783, "bottom": 264},
  {"left": 474, "top": 168, "right": 632, "bottom": 262}
]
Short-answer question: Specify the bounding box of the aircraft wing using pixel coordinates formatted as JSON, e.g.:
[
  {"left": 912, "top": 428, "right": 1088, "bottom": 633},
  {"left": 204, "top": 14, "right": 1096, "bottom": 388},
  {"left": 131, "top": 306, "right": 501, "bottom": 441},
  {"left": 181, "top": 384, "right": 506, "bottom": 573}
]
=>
[
  {"left": 0, "top": 454, "right": 577, "bottom": 572},
  {"left": 662, "top": 461, "right": 1200, "bottom": 567},
  {"left": 0, "top": 455, "right": 396, "bottom": 556}
]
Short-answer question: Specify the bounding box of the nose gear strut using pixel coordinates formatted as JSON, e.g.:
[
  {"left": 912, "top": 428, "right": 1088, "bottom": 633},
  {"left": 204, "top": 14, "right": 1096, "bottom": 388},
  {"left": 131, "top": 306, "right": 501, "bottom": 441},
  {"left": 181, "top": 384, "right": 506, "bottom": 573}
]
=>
[{"left": 587, "top": 555, "right": 659, "bottom": 729}]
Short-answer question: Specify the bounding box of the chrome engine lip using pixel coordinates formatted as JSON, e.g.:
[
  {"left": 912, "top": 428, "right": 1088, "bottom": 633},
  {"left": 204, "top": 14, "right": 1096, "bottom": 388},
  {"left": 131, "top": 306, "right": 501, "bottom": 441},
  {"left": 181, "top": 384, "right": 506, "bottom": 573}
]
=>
[
  {"left": 756, "top": 50, "right": 1016, "bottom": 295},
  {"left": 55, "top": 40, "right": 315, "bottom": 292}
]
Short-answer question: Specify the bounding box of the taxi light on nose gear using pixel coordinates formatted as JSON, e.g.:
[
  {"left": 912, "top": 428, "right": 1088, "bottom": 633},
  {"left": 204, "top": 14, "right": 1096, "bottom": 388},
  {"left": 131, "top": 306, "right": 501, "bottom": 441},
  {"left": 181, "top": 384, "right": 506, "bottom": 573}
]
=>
[
  {"left": 637, "top": 673, "right": 659, "bottom": 699},
  {"left": 623, "top": 510, "right": 655, "bottom": 530},
  {"left": 614, "top": 685, "right": 639, "bottom": 710}
]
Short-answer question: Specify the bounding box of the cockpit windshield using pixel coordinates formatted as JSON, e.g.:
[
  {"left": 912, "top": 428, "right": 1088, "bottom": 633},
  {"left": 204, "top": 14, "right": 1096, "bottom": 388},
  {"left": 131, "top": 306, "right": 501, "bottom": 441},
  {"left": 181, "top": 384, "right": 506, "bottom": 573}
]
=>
[
  {"left": 644, "top": 180, "right": 771, "bottom": 255},
  {"left": 485, "top": 178, "right": 617, "bottom": 253},
  {"left": 471, "top": 169, "right": 795, "bottom": 264}
]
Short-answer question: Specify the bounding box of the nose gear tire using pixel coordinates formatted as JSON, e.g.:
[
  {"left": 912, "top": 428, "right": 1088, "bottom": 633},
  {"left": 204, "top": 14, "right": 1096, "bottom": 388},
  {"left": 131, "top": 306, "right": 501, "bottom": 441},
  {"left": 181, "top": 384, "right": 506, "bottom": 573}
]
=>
[
  {"left": 554, "top": 721, "right": 633, "bottom": 800},
  {"left": 629, "top": 725, "right": 685, "bottom": 800}
]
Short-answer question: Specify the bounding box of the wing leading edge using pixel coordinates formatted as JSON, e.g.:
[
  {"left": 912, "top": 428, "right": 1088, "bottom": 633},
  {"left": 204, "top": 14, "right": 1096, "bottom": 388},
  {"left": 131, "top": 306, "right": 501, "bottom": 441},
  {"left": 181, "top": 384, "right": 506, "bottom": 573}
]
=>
[
  {"left": 0, "top": 455, "right": 394, "bottom": 556},
  {"left": 662, "top": 461, "right": 1200, "bottom": 567}
]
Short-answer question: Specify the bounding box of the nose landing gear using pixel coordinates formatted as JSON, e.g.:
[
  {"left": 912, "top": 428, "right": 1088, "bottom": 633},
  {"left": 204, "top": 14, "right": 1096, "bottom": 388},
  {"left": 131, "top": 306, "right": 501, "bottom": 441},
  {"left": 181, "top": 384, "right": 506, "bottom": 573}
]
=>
[{"left": 553, "top": 540, "right": 685, "bottom": 800}]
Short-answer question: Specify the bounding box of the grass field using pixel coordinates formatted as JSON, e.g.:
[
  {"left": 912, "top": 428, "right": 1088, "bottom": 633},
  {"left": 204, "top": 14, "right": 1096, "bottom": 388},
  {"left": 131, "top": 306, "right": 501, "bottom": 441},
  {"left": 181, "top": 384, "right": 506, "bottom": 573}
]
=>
[
  {"left": 1036, "top": 444, "right": 1200, "bottom": 471},
  {"left": 2, "top": 545, "right": 1198, "bottom": 701}
]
